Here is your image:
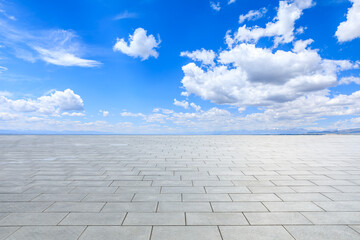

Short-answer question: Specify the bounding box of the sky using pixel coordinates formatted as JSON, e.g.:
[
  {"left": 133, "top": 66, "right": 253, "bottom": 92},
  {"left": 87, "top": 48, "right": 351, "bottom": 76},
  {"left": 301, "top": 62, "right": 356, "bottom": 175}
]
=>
[{"left": 1, "top": 0, "right": 360, "bottom": 134}]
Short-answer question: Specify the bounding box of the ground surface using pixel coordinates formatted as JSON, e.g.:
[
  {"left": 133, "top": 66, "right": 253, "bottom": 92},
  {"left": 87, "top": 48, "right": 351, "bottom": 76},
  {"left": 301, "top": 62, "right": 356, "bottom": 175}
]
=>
[{"left": 0, "top": 135, "right": 360, "bottom": 240}]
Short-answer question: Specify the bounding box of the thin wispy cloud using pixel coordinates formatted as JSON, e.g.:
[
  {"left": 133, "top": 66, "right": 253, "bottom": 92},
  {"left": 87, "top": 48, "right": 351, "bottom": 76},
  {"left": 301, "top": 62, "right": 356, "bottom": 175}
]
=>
[{"left": 113, "top": 11, "right": 137, "bottom": 20}]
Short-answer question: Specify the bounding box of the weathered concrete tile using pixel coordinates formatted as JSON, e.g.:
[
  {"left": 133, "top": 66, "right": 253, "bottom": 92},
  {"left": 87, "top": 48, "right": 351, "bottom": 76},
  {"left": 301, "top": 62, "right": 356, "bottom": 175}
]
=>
[
  {"left": 186, "top": 213, "right": 248, "bottom": 225},
  {"left": 263, "top": 202, "right": 323, "bottom": 212},
  {"left": 82, "top": 194, "right": 134, "bottom": 202},
  {"left": 230, "top": 193, "right": 282, "bottom": 201},
  {"left": 211, "top": 202, "right": 267, "bottom": 212},
  {"left": 45, "top": 202, "right": 105, "bottom": 212},
  {"left": 0, "top": 213, "right": 66, "bottom": 226},
  {"left": 59, "top": 213, "right": 126, "bottom": 225},
  {"left": 158, "top": 202, "right": 212, "bottom": 212},
  {"left": 133, "top": 193, "right": 181, "bottom": 201},
  {"left": 123, "top": 213, "right": 185, "bottom": 225},
  {"left": 302, "top": 212, "right": 360, "bottom": 224},
  {"left": 151, "top": 226, "right": 222, "bottom": 240},
  {"left": 244, "top": 212, "right": 311, "bottom": 225},
  {"left": 101, "top": 202, "right": 157, "bottom": 212},
  {"left": 183, "top": 194, "right": 231, "bottom": 202},
  {"left": 220, "top": 226, "right": 294, "bottom": 240},
  {"left": 32, "top": 194, "right": 86, "bottom": 202},
  {"left": 79, "top": 226, "right": 151, "bottom": 240},
  {"left": 0, "top": 202, "right": 53, "bottom": 213},
  {"left": 0, "top": 227, "right": 19, "bottom": 239},
  {"left": 285, "top": 225, "right": 360, "bottom": 240},
  {"left": 6, "top": 226, "right": 85, "bottom": 240}
]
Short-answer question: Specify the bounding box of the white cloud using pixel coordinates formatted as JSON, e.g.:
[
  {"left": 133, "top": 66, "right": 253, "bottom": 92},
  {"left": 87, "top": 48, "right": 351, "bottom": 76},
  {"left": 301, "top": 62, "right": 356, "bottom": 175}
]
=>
[
  {"left": 0, "top": 89, "right": 84, "bottom": 115},
  {"left": 113, "top": 11, "right": 137, "bottom": 20},
  {"left": 0, "top": 66, "right": 7, "bottom": 73},
  {"left": 121, "top": 112, "right": 145, "bottom": 117},
  {"left": 239, "top": 7, "right": 267, "bottom": 24},
  {"left": 181, "top": 43, "right": 355, "bottom": 106},
  {"left": 181, "top": 91, "right": 190, "bottom": 97},
  {"left": 339, "top": 76, "right": 360, "bottom": 85},
  {"left": 292, "top": 38, "right": 314, "bottom": 52},
  {"left": 181, "top": 49, "right": 216, "bottom": 66},
  {"left": 190, "top": 102, "right": 201, "bottom": 111},
  {"left": 34, "top": 47, "right": 100, "bottom": 67},
  {"left": 62, "top": 112, "right": 85, "bottom": 117},
  {"left": 113, "top": 28, "right": 161, "bottom": 60},
  {"left": 228, "top": 0, "right": 314, "bottom": 47},
  {"left": 228, "top": 0, "right": 236, "bottom": 4},
  {"left": 0, "top": 20, "right": 101, "bottom": 67},
  {"left": 335, "top": 0, "right": 360, "bottom": 42},
  {"left": 99, "top": 110, "right": 109, "bottom": 117},
  {"left": 173, "top": 99, "right": 189, "bottom": 109},
  {"left": 210, "top": 1, "right": 221, "bottom": 11}
]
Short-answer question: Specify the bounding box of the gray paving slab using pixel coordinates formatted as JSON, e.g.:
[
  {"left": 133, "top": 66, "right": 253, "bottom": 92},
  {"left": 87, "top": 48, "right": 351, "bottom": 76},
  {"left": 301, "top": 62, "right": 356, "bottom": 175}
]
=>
[
  {"left": 5, "top": 226, "right": 85, "bottom": 240},
  {"left": 220, "top": 226, "right": 294, "bottom": 240},
  {"left": 79, "top": 226, "right": 151, "bottom": 240},
  {"left": 1, "top": 135, "right": 360, "bottom": 238},
  {"left": 151, "top": 226, "right": 222, "bottom": 240},
  {"left": 285, "top": 225, "right": 360, "bottom": 240}
]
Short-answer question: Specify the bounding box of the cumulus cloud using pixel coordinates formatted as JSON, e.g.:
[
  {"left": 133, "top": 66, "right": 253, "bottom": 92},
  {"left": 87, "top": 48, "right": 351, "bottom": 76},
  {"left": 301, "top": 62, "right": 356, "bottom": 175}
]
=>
[
  {"left": 228, "top": 0, "right": 314, "bottom": 47},
  {"left": 181, "top": 43, "right": 355, "bottom": 106},
  {"left": 228, "top": 0, "right": 236, "bottom": 4},
  {"left": 180, "top": 49, "right": 216, "bottom": 66},
  {"left": 121, "top": 112, "right": 145, "bottom": 117},
  {"left": 113, "top": 28, "right": 161, "bottom": 60},
  {"left": 239, "top": 7, "right": 267, "bottom": 24},
  {"left": 292, "top": 38, "right": 314, "bottom": 52},
  {"left": 339, "top": 76, "right": 360, "bottom": 85},
  {"left": 335, "top": 0, "right": 360, "bottom": 42},
  {"left": 190, "top": 102, "right": 201, "bottom": 111},
  {"left": 0, "top": 89, "right": 83, "bottom": 115},
  {"left": 173, "top": 99, "right": 189, "bottom": 109},
  {"left": 210, "top": 2, "right": 221, "bottom": 11},
  {"left": 62, "top": 112, "right": 85, "bottom": 117}
]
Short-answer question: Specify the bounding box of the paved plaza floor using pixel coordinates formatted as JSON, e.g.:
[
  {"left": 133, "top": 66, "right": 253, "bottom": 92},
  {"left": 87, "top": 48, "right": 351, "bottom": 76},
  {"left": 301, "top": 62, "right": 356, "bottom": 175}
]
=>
[{"left": 0, "top": 135, "right": 360, "bottom": 239}]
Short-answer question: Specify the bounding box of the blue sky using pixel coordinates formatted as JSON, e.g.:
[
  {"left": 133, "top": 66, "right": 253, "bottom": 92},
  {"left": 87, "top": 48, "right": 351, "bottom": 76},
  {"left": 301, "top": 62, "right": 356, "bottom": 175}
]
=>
[{"left": 1, "top": 0, "right": 360, "bottom": 133}]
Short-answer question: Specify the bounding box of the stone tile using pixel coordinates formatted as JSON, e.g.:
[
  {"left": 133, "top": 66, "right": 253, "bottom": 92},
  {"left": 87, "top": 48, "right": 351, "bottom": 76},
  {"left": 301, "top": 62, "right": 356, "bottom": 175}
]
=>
[
  {"left": 116, "top": 186, "right": 161, "bottom": 193},
  {"left": 0, "top": 194, "right": 38, "bottom": 202},
  {"left": 158, "top": 202, "right": 212, "bottom": 212},
  {"left": 248, "top": 186, "right": 294, "bottom": 193},
  {"left": 230, "top": 193, "right": 282, "bottom": 201},
  {"left": 211, "top": 202, "right": 267, "bottom": 212},
  {"left": 59, "top": 213, "right": 126, "bottom": 225},
  {"left": 151, "top": 226, "right": 222, "bottom": 240},
  {"left": 32, "top": 194, "right": 86, "bottom": 202},
  {"left": 102, "top": 202, "right": 157, "bottom": 212},
  {"left": 205, "top": 187, "right": 250, "bottom": 193},
  {"left": 263, "top": 202, "right": 323, "bottom": 211},
  {"left": 220, "top": 226, "right": 294, "bottom": 240},
  {"left": 82, "top": 194, "right": 134, "bottom": 202},
  {"left": 123, "top": 213, "right": 185, "bottom": 225},
  {"left": 186, "top": 213, "right": 248, "bottom": 225},
  {"left": 132, "top": 193, "right": 181, "bottom": 201},
  {"left": 0, "top": 227, "right": 19, "bottom": 239},
  {"left": 0, "top": 202, "right": 53, "bottom": 213},
  {"left": 302, "top": 212, "right": 360, "bottom": 224},
  {"left": 161, "top": 187, "right": 205, "bottom": 193},
  {"left": 324, "top": 193, "right": 360, "bottom": 201},
  {"left": 314, "top": 201, "right": 360, "bottom": 211},
  {"left": 45, "top": 202, "right": 105, "bottom": 212},
  {"left": 244, "top": 212, "right": 312, "bottom": 225},
  {"left": 183, "top": 194, "right": 232, "bottom": 202},
  {"left": 277, "top": 193, "right": 331, "bottom": 201},
  {"left": 79, "top": 226, "right": 151, "bottom": 240},
  {"left": 0, "top": 213, "right": 66, "bottom": 226},
  {"left": 6, "top": 226, "right": 85, "bottom": 240},
  {"left": 285, "top": 225, "right": 360, "bottom": 240}
]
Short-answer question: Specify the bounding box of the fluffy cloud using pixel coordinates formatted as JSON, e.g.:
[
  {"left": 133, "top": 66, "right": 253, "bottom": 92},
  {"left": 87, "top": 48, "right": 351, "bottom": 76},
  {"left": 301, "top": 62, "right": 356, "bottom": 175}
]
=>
[
  {"left": 190, "top": 102, "right": 201, "bottom": 112},
  {"left": 113, "top": 28, "right": 161, "bottom": 60},
  {"left": 0, "top": 89, "right": 84, "bottom": 116},
  {"left": 181, "top": 43, "right": 355, "bottom": 106},
  {"left": 239, "top": 7, "right": 267, "bottom": 24},
  {"left": 335, "top": 0, "right": 360, "bottom": 42},
  {"left": 228, "top": 0, "right": 236, "bottom": 4},
  {"left": 339, "top": 76, "right": 360, "bottom": 85},
  {"left": 181, "top": 49, "right": 216, "bottom": 66},
  {"left": 173, "top": 99, "right": 189, "bottom": 109},
  {"left": 228, "top": 0, "right": 314, "bottom": 46}
]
